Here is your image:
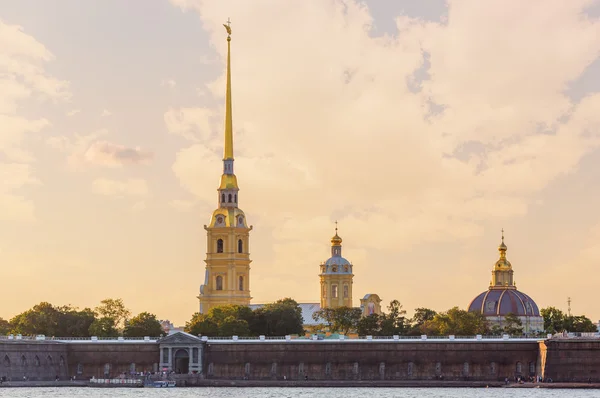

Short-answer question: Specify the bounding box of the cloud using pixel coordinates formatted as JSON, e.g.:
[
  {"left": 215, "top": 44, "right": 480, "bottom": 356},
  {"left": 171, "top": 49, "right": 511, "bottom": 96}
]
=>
[
  {"left": 169, "top": 199, "right": 197, "bottom": 212},
  {"left": 101, "top": 109, "right": 112, "bottom": 116},
  {"left": 132, "top": 201, "right": 147, "bottom": 212},
  {"left": 161, "top": 78, "right": 176, "bottom": 88},
  {"left": 0, "top": 20, "right": 70, "bottom": 221},
  {"left": 66, "top": 109, "right": 80, "bottom": 116},
  {"left": 47, "top": 131, "right": 153, "bottom": 169},
  {"left": 166, "top": 0, "right": 600, "bottom": 304},
  {"left": 83, "top": 141, "right": 154, "bottom": 167},
  {"left": 164, "top": 107, "right": 215, "bottom": 142},
  {"left": 91, "top": 178, "right": 149, "bottom": 197}
]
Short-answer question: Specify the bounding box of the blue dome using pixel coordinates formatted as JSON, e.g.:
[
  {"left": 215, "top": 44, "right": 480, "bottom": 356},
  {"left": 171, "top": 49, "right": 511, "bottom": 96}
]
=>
[
  {"left": 468, "top": 288, "right": 540, "bottom": 317},
  {"left": 325, "top": 256, "right": 351, "bottom": 266}
]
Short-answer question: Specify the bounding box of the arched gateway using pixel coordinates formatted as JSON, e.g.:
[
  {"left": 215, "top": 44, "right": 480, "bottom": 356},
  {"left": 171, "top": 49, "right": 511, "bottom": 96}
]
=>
[{"left": 158, "top": 332, "right": 203, "bottom": 374}]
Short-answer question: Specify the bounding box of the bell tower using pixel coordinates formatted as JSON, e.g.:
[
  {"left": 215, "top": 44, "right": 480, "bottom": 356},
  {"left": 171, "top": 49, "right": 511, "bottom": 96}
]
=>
[
  {"left": 319, "top": 223, "right": 354, "bottom": 309},
  {"left": 198, "top": 21, "right": 252, "bottom": 314}
]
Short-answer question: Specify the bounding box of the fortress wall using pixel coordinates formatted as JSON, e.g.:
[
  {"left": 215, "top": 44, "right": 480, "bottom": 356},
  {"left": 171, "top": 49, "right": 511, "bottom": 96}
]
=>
[
  {"left": 66, "top": 342, "right": 160, "bottom": 379},
  {"left": 542, "top": 339, "right": 600, "bottom": 382},
  {"left": 203, "top": 341, "right": 540, "bottom": 381},
  {"left": 0, "top": 341, "right": 68, "bottom": 381}
]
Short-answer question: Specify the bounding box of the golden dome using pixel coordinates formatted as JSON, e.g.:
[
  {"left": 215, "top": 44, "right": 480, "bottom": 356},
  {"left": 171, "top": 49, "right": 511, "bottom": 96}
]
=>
[{"left": 331, "top": 233, "right": 342, "bottom": 246}]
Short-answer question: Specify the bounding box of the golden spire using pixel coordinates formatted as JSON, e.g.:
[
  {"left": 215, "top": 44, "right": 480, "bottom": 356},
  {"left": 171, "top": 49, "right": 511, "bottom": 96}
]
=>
[
  {"left": 331, "top": 220, "right": 342, "bottom": 246},
  {"left": 223, "top": 18, "right": 233, "bottom": 160},
  {"left": 498, "top": 228, "right": 507, "bottom": 254}
]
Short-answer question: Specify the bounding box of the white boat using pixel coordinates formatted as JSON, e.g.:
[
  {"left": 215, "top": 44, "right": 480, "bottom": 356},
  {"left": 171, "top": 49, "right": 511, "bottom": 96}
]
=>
[{"left": 147, "top": 380, "right": 176, "bottom": 388}]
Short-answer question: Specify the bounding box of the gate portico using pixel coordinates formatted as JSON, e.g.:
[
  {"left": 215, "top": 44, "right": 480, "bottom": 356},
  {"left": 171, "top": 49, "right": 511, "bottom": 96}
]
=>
[{"left": 158, "top": 332, "right": 203, "bottom": 374}]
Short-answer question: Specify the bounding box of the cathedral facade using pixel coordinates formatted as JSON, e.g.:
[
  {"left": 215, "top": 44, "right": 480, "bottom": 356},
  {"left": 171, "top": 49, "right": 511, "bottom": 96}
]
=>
[{"left": 198, "top": 25, "right": 252, "bottom": 314}]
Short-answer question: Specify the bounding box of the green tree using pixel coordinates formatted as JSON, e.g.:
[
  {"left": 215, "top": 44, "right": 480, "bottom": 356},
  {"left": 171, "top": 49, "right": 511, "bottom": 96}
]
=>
[
  {"left": 564, "top": 315, "right": 598, "bottom": 333},
  {"left": 95, "top": 298, "right": 131, "bottom": 331},
  {"left": 330, "top": 307, "right": 362, "bottom": 335},
  {"left": 313, "top": 308, "right": 335, "bottom": 331},
  {"left": 56, "top": 306, "right": 96, "bottom": 337},
  {"left": 185, "top": 313, "right": 218, "bottom": 336},
  {"left": 219, "top": 316, "right": 251, "bottom": 336},
  {"left": 380, "top": 300, "right": 408, "bottom": 336},
  {"left": 356, "top": 314, "right": 381, "bottom": 336},
  {"left": 0, "top": 317, "right": 11, "bottom": 335},
  {"left": 434, "top": 307, "right": 489, "bottom": 336},
  {"left": 89, "top": 317, "right": 119, "bottom": 337},
  {"left": 408, "top": 308, "right": 437, "bottom": 335},
  {"left": 10, "top": 302, "right": 61, "bottom": 336},
  {"left": 252, "top": 298, "right": 304, "bottom": 336},
  {"left": 503, "top": 313, "right": 523, "bottom": 336},
  {"left": 185, "top": 304, "right": 255, "bottom": 337},
  {"left": 540, "top": 307, "right": 565, "bottom": 333},
  {"left": 123, "top": 312, "right": 163, "bottom": 337}
]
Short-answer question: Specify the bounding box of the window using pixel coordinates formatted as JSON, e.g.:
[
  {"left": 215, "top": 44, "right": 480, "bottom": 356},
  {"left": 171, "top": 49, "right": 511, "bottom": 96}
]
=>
[
  {"left": 130, "top": 363, "right": 136, "bottom": 374},
  {"left": 221, "top": 193, "right": 225, "bottom": 203},
  {"left": 228, "top": 194, "right": 232, "bottom": 203},
  {"left": 529, "top": 362, "right": 535, "bottom": 374},
  {"left": 332, "top": 284, "right": 338, "bottom": 298},
  {"left": 34, "top": 356, "right": 40, "bottom": 366},
  {"left": 463, "top": 362, "right": 469, "bottom": 376},
  {"left": 3, "top": 355, "right": 9, "bottom": 367},
  {"left": 235, "top": 194, "right": 237, "bottom": 202},
  {"left": 162, "top": 348, "right": 168, "bottom": 363},
  {"left": 238, "top": 239, "right": 243, "bottom": 253},
  {"left": 104, "top": 363, "right": 110, "bottom": 376},
  {"left": 77, "top": 363, "right": 83, "bottom": 374},
  {"left": 21, "top": 355, "right": 26, "bottom": 366},
  {"left": 216, "top": 276, "right": 223, "bottom": 290},
  {"left": 239, "top": 276, "right": 244, "bottom": 291},
  {"left": 516, "top": 361, "right": 522, "bottom": 374},
  {"left": 47, "top": 356, "right": 52, "bottom": 365},
  {"left": 217, "top": 239, "right": 224, "bottom": 253},
  {"left": 343, "top": 285, "right": 349, "bottom": 298}
]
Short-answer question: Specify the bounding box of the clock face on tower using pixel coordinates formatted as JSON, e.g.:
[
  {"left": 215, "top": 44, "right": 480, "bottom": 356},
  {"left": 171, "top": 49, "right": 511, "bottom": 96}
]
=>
[
  {"left": 216, "top": 216, "right": 224, "bottom": 225},
  {"left": 332, "top": 266, "right": 337, "bottom": 272}
]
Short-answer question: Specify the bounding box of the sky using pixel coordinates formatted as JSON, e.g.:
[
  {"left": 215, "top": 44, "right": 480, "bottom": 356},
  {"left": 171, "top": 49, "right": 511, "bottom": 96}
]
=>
[{"left": 1, "top": 0, "right": 600, "bottom": 326}]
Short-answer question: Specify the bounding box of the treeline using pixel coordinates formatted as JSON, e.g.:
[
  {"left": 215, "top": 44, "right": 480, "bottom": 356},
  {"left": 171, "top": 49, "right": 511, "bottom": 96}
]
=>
[
  {"left": 0, "top": 299, "right": 163, "bottom": 337},
  {"left": 541, "top": 307, "right": 597, "bottom": 334},
  {"left": 313, "top": 300, "right": 597, "bottom": 336},
  {"left": 1, "top": 298, "right": 595, "bottom": 338},
  {"left": 313, "top": 301, "right": 492, "bottom": 336},
  {"left": 185, "top": 298, "right": 304, "bottom": 337}
]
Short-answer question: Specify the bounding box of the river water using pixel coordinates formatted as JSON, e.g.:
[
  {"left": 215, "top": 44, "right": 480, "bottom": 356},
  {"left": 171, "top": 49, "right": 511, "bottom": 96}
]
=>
[{"left": 0, "top": 388, "right": 597, "bottom": 398}]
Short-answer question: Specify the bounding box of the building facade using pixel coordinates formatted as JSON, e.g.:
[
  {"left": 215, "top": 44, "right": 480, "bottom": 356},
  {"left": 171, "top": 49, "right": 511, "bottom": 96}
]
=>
[
  {"left": 319, "top": 227, "right": 354, "bottom": 309},
  {"left": 467, "top": 232, "right": 544, "bottom": 333},
  {"left": 198, "top": 24, "right": 252, "bottom": 314}
]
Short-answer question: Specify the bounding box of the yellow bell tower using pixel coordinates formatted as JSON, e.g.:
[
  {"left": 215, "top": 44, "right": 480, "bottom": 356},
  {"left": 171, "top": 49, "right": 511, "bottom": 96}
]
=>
[
  {"left": 319, "top": 223, "right": 354, "bottom": 308},
  {"left": 198, "top": 21, "right": 252, "bottom": 314}
]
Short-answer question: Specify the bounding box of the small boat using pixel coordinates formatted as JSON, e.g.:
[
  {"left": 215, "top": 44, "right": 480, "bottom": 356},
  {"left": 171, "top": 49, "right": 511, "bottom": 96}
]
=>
[{"left": 147, "top": 380, "right": 176, "bottom": 388}]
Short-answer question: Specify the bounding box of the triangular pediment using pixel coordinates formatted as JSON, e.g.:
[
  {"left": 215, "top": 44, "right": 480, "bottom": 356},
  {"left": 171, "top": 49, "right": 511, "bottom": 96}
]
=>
[{"left": 158, "top": 331, "right": 202, "bottom": 345}]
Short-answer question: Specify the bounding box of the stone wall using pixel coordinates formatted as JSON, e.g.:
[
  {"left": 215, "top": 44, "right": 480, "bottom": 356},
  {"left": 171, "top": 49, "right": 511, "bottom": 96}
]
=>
[
  {"left": 0, "top": 341, "right": 68, "bottom": 381},
  {"left": 203, "top": 341, "right": 540, "bottom": 381},
  {"left": 67, "top": 342, "right": 159, "bottom": 379},
  {"left": 542, "top": 338, "right": 600, "bottom": 382}
]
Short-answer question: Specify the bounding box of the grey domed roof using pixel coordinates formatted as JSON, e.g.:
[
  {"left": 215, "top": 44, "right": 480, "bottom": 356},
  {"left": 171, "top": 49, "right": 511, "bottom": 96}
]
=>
[
  {"left": 468, "top": 288, "right": 540, "bottom": 317},
  {"left": 324, "top": 256, "right": 351, "bottom": 266}
]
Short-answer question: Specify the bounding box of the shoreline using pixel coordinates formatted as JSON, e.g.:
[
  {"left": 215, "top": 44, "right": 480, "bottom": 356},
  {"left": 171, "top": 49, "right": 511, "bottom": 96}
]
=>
[{"left": 1, "top": 380, "right": 600, "bottom": 389}]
